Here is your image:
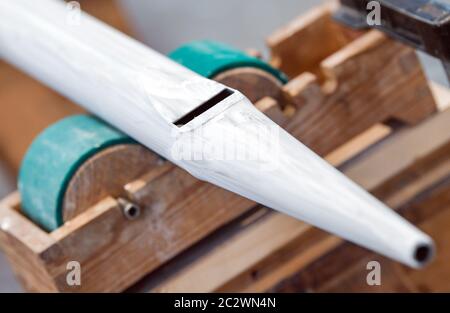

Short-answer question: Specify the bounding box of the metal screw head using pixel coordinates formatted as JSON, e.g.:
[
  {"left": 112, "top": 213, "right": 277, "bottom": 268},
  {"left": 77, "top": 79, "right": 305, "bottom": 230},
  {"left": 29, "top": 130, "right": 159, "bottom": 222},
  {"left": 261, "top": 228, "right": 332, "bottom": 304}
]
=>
[{"left": 118, "top": 198, "right": 141, "bottom": 220}]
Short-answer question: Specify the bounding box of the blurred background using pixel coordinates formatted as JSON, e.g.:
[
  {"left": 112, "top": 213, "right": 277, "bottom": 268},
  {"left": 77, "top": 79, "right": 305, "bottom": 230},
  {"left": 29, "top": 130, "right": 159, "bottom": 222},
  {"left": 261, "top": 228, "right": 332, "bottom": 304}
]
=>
[{"left": 0, "top": 0, "right": 449, "bottom": 292}]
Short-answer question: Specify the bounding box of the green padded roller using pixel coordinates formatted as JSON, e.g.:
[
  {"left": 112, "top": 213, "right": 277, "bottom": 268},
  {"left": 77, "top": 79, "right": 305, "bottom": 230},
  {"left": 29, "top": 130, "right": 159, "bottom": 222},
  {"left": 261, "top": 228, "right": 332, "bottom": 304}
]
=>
[
  {"left": 18, "top": 115, "right": 135, "bottom": 231},
  {"left": 169, "top": 40, "right": 288, "bottom": 83}
]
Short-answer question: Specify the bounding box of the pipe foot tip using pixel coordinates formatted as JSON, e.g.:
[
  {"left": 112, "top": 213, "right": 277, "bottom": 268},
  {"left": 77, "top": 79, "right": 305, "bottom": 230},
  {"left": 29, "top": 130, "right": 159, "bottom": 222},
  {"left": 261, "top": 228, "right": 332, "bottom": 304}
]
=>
[{"left": 413, "top": 242, "right": 435, "bottom": 268}]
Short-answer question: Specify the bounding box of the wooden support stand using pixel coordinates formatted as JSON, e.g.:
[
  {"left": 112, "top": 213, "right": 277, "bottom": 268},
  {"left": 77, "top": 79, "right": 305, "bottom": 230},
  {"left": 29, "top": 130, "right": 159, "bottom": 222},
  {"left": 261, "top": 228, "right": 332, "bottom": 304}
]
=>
[
  {"left": 0, "top": 2, "right": 446, "bottom": 292},
  {"left": 269, "top": 2, "right": 436, "bottom": 156}
]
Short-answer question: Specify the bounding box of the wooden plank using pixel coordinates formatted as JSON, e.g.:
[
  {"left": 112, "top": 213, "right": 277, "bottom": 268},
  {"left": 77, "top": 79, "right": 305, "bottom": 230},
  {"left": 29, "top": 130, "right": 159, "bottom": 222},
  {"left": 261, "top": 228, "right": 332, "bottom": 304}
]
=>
[
  {"left": 0, "top": 193, "right": 58, "bottom": 292},
  {"left": 151, "top": 215, "right": 335, "bottom": 293},
  {"left": 343, "top": 83, "right": 450, "bottom": 193},
  {"left": 286, "top": 180, "right": 450, "bottom": 293},
  {"left": 267, "top": 1, "right": 362, "bottom": 78},
  {"left": 0, "top": 164, "right": 257, "bottom": 291}
]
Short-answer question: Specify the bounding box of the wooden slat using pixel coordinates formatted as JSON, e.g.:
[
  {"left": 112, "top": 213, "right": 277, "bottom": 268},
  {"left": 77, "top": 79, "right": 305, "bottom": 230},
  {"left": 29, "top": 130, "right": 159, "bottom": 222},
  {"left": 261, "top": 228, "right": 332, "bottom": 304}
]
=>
[
  {"left": 284, "top": 180, "right": 450, "bottom": 293},
  {"left": 267, "top": 1, "right": 361, "bottom": 78},
  {"left": 0, "top": 193, "right": 58, "bottom": 291}
]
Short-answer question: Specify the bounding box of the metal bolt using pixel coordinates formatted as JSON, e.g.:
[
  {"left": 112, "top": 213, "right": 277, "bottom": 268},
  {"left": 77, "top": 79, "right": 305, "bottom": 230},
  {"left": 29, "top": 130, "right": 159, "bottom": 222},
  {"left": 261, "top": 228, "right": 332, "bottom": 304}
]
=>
[{"left": 118, "top": 197, "right": 141, "bottom": 220}]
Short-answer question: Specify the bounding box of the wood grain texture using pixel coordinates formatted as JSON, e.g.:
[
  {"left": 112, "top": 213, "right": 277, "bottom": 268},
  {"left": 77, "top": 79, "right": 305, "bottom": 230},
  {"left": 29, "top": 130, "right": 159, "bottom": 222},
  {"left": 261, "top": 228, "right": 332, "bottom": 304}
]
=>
[
  {"left": 275, "top": 179, "right": 450, "bottom": 293},
  {"left": 267, "top": 1, "right": 362, "bottom": 79},
  {"left": 63, "top": 144, "right": 159, "bottom": 221},
  {"left": 280, "top": 30, "right": 436, "bottom": 156},
  {"left": 268, "top": 3, "right": 436, "bottom": 157},
  {"left": 0, "top": 193, "right": 59, "bottom": 292}
]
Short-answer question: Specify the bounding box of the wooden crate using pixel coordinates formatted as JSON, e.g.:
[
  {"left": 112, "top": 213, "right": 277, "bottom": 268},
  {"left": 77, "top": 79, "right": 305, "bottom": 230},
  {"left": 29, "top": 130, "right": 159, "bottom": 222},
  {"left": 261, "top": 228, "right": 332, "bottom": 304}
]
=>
[{"left": 0, "top": 2, "right": 445, "bottom": 292}]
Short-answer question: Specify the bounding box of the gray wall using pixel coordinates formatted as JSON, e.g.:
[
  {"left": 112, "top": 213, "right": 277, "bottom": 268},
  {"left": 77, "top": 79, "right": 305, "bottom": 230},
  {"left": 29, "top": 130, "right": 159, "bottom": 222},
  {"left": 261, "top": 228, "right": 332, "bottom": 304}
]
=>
[
  {"left": 118, "top": 0, "right": 321, "bottom": 55},
  {"left": 118, "top": 0, "right": 449, "bottom": 86}
]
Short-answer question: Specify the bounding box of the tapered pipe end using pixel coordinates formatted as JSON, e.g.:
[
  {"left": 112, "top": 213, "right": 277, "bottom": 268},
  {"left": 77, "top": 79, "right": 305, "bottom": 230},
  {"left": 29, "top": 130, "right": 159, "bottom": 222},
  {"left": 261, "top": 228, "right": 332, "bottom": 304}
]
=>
[
  {"left": 385, "top": 223, "right": 435, "bottom": 269},
  {"left": 412, "top": 241, "right": 435, "bottom": 269},
  {"left": 178, "top": 92, "right": 437, "bottom": 269}
]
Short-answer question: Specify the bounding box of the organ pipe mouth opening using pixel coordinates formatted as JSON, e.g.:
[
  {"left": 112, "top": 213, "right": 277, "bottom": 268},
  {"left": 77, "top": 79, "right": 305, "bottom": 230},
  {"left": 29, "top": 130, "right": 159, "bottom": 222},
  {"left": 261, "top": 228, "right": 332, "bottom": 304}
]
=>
[
  {"left": 174, "top": 88, "right": 234, "bottom": 127},
  {"left": 414, "top": 243, "right": 435, "bottom": 267}
]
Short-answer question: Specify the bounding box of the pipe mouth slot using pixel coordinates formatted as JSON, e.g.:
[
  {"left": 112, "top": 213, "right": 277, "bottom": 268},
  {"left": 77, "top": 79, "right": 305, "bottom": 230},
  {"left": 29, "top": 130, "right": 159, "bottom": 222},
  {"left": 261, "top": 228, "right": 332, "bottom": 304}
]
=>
[
  {"left": 413, "top": 243, "right": 434, "bottom": 267},
  {"left": 173, "top": 88, "right": 234, "bottom": 127}
]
